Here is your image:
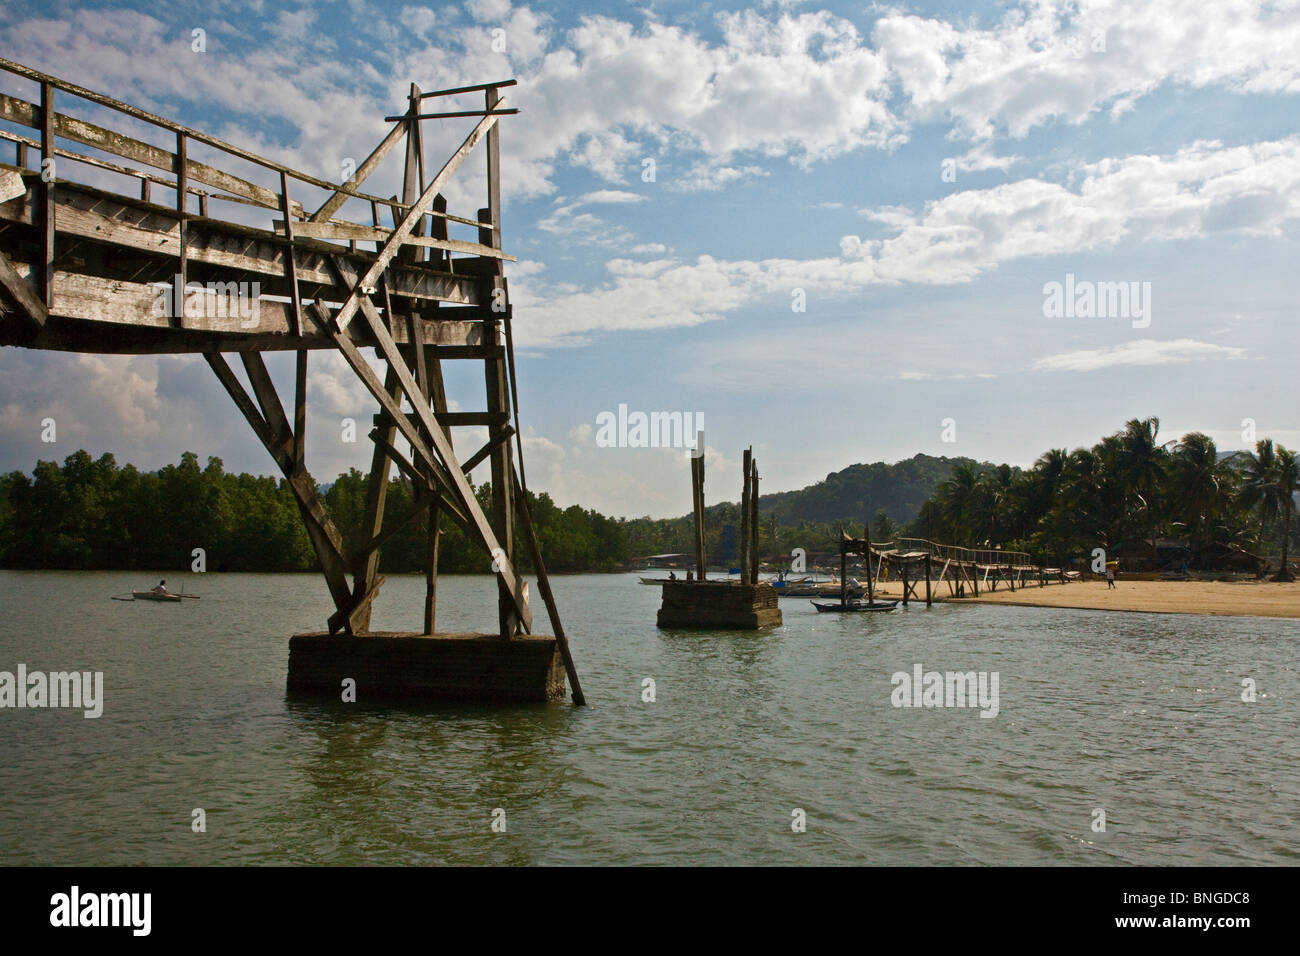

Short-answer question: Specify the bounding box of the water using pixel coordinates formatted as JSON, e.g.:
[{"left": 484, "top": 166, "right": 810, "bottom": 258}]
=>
[{"left": 0, "top": 570, "right": 1296, "bottom": 865}]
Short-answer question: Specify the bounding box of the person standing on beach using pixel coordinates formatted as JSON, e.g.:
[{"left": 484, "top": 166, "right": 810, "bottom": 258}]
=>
[{"left": 1106, "top": 566, "right": 1116, "bottom": 590}]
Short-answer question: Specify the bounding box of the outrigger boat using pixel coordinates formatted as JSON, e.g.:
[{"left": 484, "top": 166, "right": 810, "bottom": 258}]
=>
[
  {"left": 782, "top": 577, "right": 864, "bottom": 598},
  {"left": 113, "top": 586, "right": 200, "bottom": 602},
  {"left": 810, "top": 528, "right": 898, "bottom": 612},
  {"left": 812, "top": 598, "right": 899, "bottom": 613},
  {"left": 132, "top": 590, "right": 184, "bottom": 602}
]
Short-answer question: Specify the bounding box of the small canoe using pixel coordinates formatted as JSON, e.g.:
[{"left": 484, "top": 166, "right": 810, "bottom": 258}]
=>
[
  {"left": 811, "top": 599, "right": 899, "bottom": 613},
  {"left": 132, "top": 590, "right": 183, "bottom": 602}
]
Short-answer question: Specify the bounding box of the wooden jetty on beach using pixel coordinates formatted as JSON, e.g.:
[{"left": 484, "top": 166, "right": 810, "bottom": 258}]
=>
[
  {"left": 656, "top": 446, "right": 782, "bottom": 629},
  {"left": 0, "top": 58, "right": 582, "bottom": 703},
  {"left": 855, "top": 537, "right": 1076, "bottom": 607}
]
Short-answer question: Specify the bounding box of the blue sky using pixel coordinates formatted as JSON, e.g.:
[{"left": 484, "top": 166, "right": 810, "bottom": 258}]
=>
[{"left": 1, "top": 0, "right": 1297, "bottom": 517}]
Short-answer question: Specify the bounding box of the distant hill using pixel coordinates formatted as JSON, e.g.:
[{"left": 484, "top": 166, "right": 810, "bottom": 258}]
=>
[{"left": 754, "top": 453, "right": 996, "bottom": 527}]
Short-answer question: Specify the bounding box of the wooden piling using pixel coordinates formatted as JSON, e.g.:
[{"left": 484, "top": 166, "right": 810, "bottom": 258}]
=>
[
  {"left": 691, "top": 453, "right": 706, "bottom": 580},
  {"left": 902, "top": 560, "right": 909, "bottom": 607},
  {"left": 925, "top": 553, "right": 932, "bottom": 607},
  {"left": 739, "top": 447, "right": 752, "bottom": 586},
  {"left": 749, "top": 461, "right": 760, "bottom": 585},
  {"left": 864, "top": 524, "right": 875, "bottom": 604}
]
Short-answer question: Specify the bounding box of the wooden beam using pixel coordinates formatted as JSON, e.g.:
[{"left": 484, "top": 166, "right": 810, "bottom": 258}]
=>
[
  {"left": 316, "top": 293, "right": 532, "bottom": 631},
  {"left": 460, "top": 425, "right": 514, "bottom": 474},
  {"left": 435, "top": 411, "right": 510, "bottom": 427},
  {"left": 330, "top": 101, "right": 505, "bottom": 334},
  {"left": 39, "top": 83, "right": 54, "bottom": 308},
  {"left": 0, "top": 184, "right": 482, "bottom": 307},
  {"left": 0, "top": 268, "right": 484, "bottom": 351},
  {"left": 692, "top": 453, "right": 706, "bottom": 580},
  {"left": 274, "top": 220, "right": 516, "bottom": 261},
  {"left": 749, "top": 461, "right": 760, "bottom": 585},
  {"left": 739, "top": 448, "right": 752, "bottom": 586},
  {"left": 309, "top": 120, "right": 406, "bottom": 223},
  {"left": 0, "top": 92, "right": 285, "bottom": 211},
  {"left": 0, "top": 167, "right": 24, "bottom": 204},
  {"left": 329, "top": 575, "right": 386, "bottom": 636},
  {"left": 0, "top": 251, "right": 46, "bottom": 326},
  {"left": 351, "top": 363, "right": 402, "bottom": 631},
  {"left": 512, "top": 468, "right": 584, "bottom": 705},
  {"left": 204, "top": 351, "right": 353, "bottom": 617}
]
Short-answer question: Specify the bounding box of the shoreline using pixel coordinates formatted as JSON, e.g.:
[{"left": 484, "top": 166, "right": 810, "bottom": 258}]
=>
[{"left": 859, "top": 578, "right": 1300, "bottom": 619}]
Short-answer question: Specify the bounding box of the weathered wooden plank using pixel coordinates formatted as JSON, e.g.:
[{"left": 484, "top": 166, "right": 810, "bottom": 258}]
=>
[
  {"left": 0, "top": 168, "right": 24, "bottom": 204},
  {"left": 512, "top": 468, "right": 585, "bottom": 705},
  {"left": 328, "top": 575, "right": 386, "bottom": 636},
  {"left": 39, "top": 83, "right": 54, "bottom": 307},
  {"left": 435, "top": 411, "right": 509, "bottom": 427},
  {"left": 317, "top": 292, "right": 532, "bottom": 632},
  {"left": 240, "top": 352, "right": 294, "bottom": 460},
  {"left": 350, "top": 364, "right": 402, "bottom": 632},
  {"left": 0, "top": 92, "right": 284, "bottom": 211},
  {"left": 0, "top": 183, "right": 481, "bottom": 307},
  {"left": 0, "top": 268, "right": 484, "bottom": 350},
  {"left": 0, "top": 251, "right": 46, "bottom": 326},
  {"left": 310, "top": 121, "right": 406, "bottom": 223},
  {"left": 460, "top": 426, "right": 514, "bottom": 474},
  {"left": 275, "top": 220, "right": 515, "bottom": 261},
  {"left": 332, "top": 101, "right": 504, "bottom": 333}
]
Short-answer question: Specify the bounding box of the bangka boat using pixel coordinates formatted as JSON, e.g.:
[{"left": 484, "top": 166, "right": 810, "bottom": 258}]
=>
[
  {"left": 131, "top": 590, "right": 184, "bottom": 602},
  {"left": 811, "top": 599, "right": 899, "bottom": 613},
  {"left": 783, "top": 578, "right": 865, "bottom": 598}
]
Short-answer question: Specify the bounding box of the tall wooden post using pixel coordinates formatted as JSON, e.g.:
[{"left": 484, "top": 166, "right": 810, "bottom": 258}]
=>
[
  {"left": 739, "top": 448, "right": 752, "bottom": 586},
  {"left": 749, "top": 461, "right": 760, "bottom": 584},
  {"left": 839, "top": 537, "right": 848, "bottom": 606},
  {"left": 902, "top": 560, "right": 909, "bottom": 607},
  {"left": 864, "top": 524, "right": 875, "bottom": 605},
  {"left": 479, "top": 84, "right": 519, "bottom": 640},
  {"left": 692, "top": 453, "right": 706, "bottom": 580},
  {"left": 925, "top": 553, "right": 932, "bottom": 607},
  {"left": 39, "top": 83, "right": 55, "bottom": 308}
]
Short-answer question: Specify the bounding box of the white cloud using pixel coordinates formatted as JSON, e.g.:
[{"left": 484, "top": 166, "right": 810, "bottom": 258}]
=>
[
  {"left": 875, "top": 0, "right": 1300, "bottom": 140},
  {"left": 514, "top": 135, "right": 1300, "bottom": 346},
  {"left": 1031, "top": 338, "right": 1246, "bottom": 372},
  {"left": 466, "top": 0, "right": 512, "bottom": 24},
  {"left": 400, "top": 6, "right": 438, "bottom": 39}
]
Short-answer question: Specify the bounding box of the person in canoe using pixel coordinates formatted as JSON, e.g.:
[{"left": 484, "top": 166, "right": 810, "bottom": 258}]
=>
[{"left": 152, "top": 579, "right": 169, "bottom": 596}]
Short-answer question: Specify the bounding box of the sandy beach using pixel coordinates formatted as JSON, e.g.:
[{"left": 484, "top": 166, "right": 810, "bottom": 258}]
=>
[{"left": 862, "top": 578, "right": 1300, "bottom": 619}]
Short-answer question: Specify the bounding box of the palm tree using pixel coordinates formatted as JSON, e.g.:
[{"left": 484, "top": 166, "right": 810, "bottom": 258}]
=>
[
  {"left": 1118, "top": 417, "right": 1172, "bottom": 567},
  {"left": 1240, "top": 439, "right": 1279, "bottom": 554},
  {"left": 937, "top": 462, "right": 980, "bottom": 543},
  {"left": 1168, "top": 432, "right": 1231, "bottom": 557},
  {"left": 1272, "top": 447, "right": 1297, "bottom": 581}
]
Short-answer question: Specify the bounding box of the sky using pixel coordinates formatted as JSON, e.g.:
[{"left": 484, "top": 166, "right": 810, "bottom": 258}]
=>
[{"left": 0, "top": 0, "right": 1297, "bottom": 518}]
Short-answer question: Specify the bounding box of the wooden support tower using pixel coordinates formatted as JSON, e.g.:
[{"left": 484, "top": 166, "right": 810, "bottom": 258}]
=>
[{"left": 0, "top": 58, "right": 581, "bottom": 704}]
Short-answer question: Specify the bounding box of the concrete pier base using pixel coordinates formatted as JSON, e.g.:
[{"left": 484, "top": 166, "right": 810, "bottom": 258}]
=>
[
  {"left": 287, "top": 631, "right": 567, "bottom": 703},
  {"left": 656, "top": 580, "right": 782, "bottom": 629}
]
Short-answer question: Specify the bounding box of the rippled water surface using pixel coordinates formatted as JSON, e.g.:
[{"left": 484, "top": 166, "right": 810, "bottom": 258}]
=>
[{"left": 0, "top": 570, "right": 1296, "bottom": 865}]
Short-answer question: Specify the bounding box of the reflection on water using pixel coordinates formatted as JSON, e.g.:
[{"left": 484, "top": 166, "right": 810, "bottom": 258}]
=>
[{"left": 0, "top": 570, "right": 1296, "bottom": 865}]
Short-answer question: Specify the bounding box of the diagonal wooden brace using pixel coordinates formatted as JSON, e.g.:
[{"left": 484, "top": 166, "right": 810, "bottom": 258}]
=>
[
  {"left": 330, "top": 101, "right": 505, "bottom": 334},
  {"left": 310, "top": 298, "right": 532, "bottom": 632}
]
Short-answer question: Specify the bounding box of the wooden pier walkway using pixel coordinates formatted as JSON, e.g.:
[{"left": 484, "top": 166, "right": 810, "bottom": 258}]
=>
[
  {"left": 853, "top": 536, "right": 1077, "bottom": 606},
  {"left": 0, "top": 57, "right": 582, "bottom": 702}
]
